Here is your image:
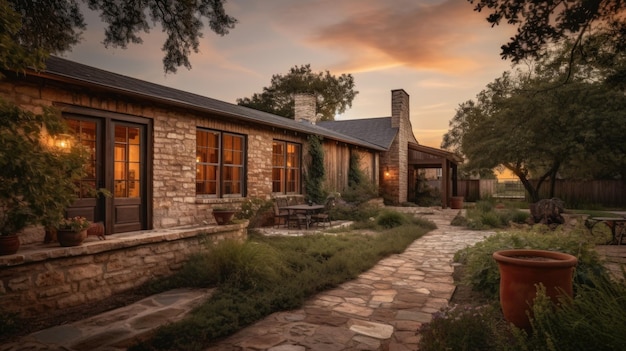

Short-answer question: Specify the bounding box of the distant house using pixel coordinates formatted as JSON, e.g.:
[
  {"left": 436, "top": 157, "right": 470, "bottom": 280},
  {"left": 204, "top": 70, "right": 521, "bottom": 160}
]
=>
[{"left": 0, "top": 57, "right": 460, "bottom": 238}]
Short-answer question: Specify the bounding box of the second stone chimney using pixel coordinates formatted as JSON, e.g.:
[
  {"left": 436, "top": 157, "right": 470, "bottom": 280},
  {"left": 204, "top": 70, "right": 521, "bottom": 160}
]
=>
[{"left": 294, "top": 93, "right": 317, "bottom": 124}]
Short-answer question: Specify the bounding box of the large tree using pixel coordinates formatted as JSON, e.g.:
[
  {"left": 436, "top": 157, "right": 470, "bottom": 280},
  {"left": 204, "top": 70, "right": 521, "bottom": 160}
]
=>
[
  {"left": 442, "top": 62, "right": 626, "bottom": 202},
  {"left": 236, "top": 65, "right": 358, "bottom": 121},
  {"left": 469, "top": 0, "right": 626, "bottom": 86},
  {"left": 1, "top": 0, "right": 236, "bottom": 74}
]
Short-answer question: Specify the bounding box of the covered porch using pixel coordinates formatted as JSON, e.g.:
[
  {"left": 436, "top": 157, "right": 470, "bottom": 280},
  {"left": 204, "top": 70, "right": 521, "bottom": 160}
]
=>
[{"left": 407, "top": 143, "right": 463, "bottom": 208}]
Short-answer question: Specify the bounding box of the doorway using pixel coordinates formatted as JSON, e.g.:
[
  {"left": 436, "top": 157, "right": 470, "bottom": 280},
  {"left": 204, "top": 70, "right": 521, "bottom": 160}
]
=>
[{"left": 63, "top": 112, "right": 151, "bottom": 234}]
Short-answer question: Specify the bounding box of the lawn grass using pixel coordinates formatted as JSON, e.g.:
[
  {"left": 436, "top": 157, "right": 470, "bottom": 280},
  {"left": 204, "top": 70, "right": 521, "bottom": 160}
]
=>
[{"left": 128, "top": 212, "right": 435, "bottom": 351}]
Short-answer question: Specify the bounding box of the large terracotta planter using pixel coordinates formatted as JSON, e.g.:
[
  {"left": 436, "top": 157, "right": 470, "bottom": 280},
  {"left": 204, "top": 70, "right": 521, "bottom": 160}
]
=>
[
  {"left": 57, "top": 229, "right": 88, "bottom": 247},
  {"left": 213, "top": 210, "right": 236, "bottom": 225},
  {"left": 0, "top": 235, "right": 20, "bottom": 256},
  {"left": 450, "top": 196, "right": 464, "bottom": 209},
  {"left": 493, "top": 249, "right": 577, "bottom": 330}
]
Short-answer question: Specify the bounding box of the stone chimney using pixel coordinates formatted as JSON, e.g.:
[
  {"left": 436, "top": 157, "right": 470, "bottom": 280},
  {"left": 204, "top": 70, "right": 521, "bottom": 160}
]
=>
[
  {"left": 391, "top": 89, "right": 409, "bottom": 128},
  {"left": 294, "top": 93, "right": 317, "bottom": 124}
]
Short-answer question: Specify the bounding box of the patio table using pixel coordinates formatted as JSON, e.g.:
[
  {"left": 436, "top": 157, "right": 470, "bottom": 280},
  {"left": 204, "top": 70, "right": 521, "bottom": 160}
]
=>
[{"left": 281, "top": 204, "right": 324, "bottom": 230}]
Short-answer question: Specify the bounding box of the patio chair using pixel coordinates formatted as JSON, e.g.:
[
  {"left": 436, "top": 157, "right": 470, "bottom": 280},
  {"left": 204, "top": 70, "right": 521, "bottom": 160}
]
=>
[
  {"left": 311, "top": 198, "right": 333, "bottom": 228},
  {"left": 273, "top": 201, "right": 289, "bottom": 228}
]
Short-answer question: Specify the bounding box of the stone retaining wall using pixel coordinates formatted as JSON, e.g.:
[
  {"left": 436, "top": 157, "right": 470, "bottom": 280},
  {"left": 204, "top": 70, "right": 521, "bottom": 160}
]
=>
[{"left": 0, "top": 223, "right": 247, "bottom": 318}]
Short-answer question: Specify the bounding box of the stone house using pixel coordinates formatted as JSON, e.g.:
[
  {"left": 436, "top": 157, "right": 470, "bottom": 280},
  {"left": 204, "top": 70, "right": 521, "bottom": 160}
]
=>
[{"left": 0, "top": 57, "right": 459, "bottom": 316}]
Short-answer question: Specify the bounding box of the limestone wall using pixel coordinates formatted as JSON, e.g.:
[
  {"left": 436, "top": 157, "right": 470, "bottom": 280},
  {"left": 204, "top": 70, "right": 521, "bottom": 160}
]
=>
[{"left": 0, "top": 223, "right": 247, "bottom": 318}]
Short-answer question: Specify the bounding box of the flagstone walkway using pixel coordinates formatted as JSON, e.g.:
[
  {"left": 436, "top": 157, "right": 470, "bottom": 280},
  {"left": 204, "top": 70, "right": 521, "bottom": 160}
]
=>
[{"left": 2, "top": 207, "right": 494, "bottom": 351}]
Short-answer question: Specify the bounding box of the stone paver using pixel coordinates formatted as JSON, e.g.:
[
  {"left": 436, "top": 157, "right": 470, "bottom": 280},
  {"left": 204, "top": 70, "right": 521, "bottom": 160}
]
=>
[{"left": 1, "top": 207, "right": 494, "bottom": 351}]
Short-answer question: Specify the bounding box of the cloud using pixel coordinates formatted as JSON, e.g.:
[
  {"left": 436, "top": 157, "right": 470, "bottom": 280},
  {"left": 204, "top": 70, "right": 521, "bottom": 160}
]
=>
[{"left": 277, "top": 0, "right": 510, "bottom": 74}]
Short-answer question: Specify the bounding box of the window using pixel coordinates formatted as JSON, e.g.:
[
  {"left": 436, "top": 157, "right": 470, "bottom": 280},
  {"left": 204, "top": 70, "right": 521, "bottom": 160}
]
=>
[
  {"left": 196, "top": 129, "right": 245, "bottom": 197},
  {"left": 272, "top": 140, "right": 301, "bottom": 194},
  {"left": 66, "top": 118, "right": 98, "bottom": 198}
]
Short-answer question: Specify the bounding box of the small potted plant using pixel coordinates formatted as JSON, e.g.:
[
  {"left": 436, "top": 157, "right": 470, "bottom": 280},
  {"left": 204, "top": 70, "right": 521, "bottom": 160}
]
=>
[
  {"left": 0, "top": 100, "right": 88, "bottom": 255},
  {"left": 55, "top": 216, "right": 92, "bottom": 247},
  {"left": 212, "top": 207, "right": 237, "bottom": 225}
]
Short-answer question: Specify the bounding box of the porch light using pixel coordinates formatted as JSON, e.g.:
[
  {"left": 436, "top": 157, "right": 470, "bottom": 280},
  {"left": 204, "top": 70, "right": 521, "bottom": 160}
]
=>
[
  {"left": 384, "top": 166, "right": 390, "bottom": 178},
  {"left": 51, "top": 134, "right": 73, "bottom": 152}
]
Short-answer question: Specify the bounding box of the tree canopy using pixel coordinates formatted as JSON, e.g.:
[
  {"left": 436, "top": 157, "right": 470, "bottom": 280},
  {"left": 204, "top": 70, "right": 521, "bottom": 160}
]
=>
[
  {"left": 469, "top": 0, "right": 625, "bottom": 62},
  {"left": 442, "top": 49, "right": 626, "bottom": 201},
  {"left": 236, "top": 65, "right": 358, "bottom": 121},
  {"left": 2, "top": 0, "right": 237, "bottom": 74}
]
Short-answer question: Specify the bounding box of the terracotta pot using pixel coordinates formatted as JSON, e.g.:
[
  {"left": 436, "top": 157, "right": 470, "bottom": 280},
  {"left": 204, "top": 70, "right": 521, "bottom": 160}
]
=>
[
  {"left": 493, "top": 249, "right": 577, "bottom": 330},
  {"left": 450, "top": 196, "right": 464, "bottom": 209},
  {"left": 0, "top": 235, "right": 20, "bottom": 256},
  {"left": 213, "top": 210, "right": 236, "bottom": 225},
  {"left": 57, "top": 229, "right": 88, "bottom": 247}
]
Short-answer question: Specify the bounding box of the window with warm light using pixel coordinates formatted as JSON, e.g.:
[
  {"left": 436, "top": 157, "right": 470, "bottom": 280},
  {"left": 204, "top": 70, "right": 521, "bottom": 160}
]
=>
[
  {"left": 196, "top": 129, "right": 246, "bottom": 197},
  {"left": 66, "top": 118, "right": 97, "bottom": 198},
  {"left": 272, "top": 140, "right": 301, "bottom": 194}
]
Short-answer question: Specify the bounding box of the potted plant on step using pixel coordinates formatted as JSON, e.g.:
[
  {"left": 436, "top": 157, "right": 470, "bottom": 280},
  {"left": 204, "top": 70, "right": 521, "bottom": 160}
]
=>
[
  {"left": 493, "top": 249, "right": 578, "bottom": 330},
  {"left": 0, "top": 99, "right": 88, "bottom": 255},
  {"left": 212, "top": 207, "right": 237, "bottom": 225},
  {"left": 55, "top": 216, "right": 92, "bottom": 247}
]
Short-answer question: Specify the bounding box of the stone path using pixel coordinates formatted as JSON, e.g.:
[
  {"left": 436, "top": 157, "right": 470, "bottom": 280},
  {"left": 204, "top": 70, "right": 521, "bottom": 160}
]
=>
[
  {"left": 1, "top": 207, "right": 494, "bottom": 351},
  {"left": 204, "top": 208, "right": 493, "bottom": 351}
]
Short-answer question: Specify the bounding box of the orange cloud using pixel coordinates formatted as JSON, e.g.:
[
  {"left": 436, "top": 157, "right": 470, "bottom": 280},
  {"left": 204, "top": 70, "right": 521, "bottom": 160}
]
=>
[{"left": 280, "top": 0, "right": 510, "bottom": 74}]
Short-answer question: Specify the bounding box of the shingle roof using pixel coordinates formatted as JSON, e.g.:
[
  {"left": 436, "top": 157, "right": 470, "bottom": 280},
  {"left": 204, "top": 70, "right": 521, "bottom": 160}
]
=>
[
  {"left": 318, "top": 117, "right": 398, "bottom": 150},
  {"left": 37, "top": 57, "right": 386, "bottom": 151}
]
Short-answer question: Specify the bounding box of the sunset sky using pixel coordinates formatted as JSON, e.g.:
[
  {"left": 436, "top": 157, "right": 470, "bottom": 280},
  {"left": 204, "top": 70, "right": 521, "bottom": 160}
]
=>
[{"left": 65, "top": 0, "right": 516, "bottom": 147}]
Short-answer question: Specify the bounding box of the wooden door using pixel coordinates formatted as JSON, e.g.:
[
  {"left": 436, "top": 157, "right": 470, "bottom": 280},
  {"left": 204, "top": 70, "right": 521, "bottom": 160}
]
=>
[
  {"left": 64, "top": 113, "right": 149, "bottom": 234},
  {"left": 111, "top": 122, "right": 146, "bottom": 233}
]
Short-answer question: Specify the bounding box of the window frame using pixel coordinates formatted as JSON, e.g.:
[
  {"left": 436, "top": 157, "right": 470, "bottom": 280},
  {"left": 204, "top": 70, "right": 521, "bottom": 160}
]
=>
[
  {"left": 272, "top": 140, "right": 302, "bottom": 194},
  {"left": 196, "top": 128, "right": 246, "bottom": 198}
]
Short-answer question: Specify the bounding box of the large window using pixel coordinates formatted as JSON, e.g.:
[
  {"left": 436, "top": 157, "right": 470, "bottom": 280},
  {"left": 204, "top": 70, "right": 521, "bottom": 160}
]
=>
[
  {"left": 196, "top": 129, "right": 245, "bottom": 197},
  {"left": 272, "top": 140, "right": 301, "bottom": 194}
]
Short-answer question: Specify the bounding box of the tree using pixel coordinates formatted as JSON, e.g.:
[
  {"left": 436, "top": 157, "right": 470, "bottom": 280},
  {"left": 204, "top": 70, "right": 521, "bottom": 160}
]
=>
[
  {"left": 442, "top": 64, "right": 626, "bottom": 202},
  {"left": 469, "top": 0, "right": 626, "bottom": 85},
  {"left": 469, "top": 0, "right": 625, "bottom": 62},
  {"left": 2, "top": 0, "right": 236, "bottom": 74},
  {"left": 236, "top": 65, "right": 358, "bottom": 121}
]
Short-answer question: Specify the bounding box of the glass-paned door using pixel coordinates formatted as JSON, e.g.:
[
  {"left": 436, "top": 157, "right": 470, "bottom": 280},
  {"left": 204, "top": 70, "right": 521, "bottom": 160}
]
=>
[{"left": 112, "top": 123, "right": 145, "bottom": 232}]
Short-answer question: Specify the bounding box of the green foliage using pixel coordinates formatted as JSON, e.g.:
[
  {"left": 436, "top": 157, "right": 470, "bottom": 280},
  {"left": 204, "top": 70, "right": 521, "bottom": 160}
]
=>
[
  {"left": 0, "top": 99, "right": 88, "bottom": 235},
  {"left": 235, "top": 198, "right": 273, "bottom": 228},
  {"left": 3, "top": 0, "right": 236, "bottom": 74},
  {"left": 442, "top": 51, "right": 626, "bottom": 200},
  {"left": 470, "top": 0, "right": 626, "bottom": 69},
  {"left": 348, "top": 152, "right": 366, "bottom": 187},
  {"left": 414, "top": 175, "right": 442, "bottom": 207},
  {"left": 331, "top": 202, "right": 381, "bottom": 222},
  {"left": 236, "top": 64, "right": 357, "bottom": 121},
  {"left": 460, "top": 199, "right": 530, "bottom": 230},
  {"left": 340, "top": 178, "right": 379, "bottom": 206},
  {"left": 376, "top": 210, "right": 407, "bottom": 229},
  {"left": 523, "top": 274, "right": 626, "bottom": 351},
  {"left": 130, "top": 220, "right": 435, "bottom": 350},
  {"left": 304, "top": 135, "right": 326, "bottom": 204},
  {"left": 417, "top": 304, "right": 507, "bottom": 351},
  {"left": 454, "top": 229, "right": 608, "bottom": 300}
]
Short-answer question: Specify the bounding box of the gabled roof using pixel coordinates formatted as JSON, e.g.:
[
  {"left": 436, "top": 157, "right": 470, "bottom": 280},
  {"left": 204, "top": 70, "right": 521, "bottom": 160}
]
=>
[
  {"left": 33, "top": 57, "right": 386, "bottom": 151},
  {"left": 317, "top": 117, "right": 398, "bottom": 150}
]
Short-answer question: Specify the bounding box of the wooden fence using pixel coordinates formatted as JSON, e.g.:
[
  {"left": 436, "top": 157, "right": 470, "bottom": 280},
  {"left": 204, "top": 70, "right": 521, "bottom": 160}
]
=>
[{"left": 455, "top": 179, "right": 625, "bottom": 207}]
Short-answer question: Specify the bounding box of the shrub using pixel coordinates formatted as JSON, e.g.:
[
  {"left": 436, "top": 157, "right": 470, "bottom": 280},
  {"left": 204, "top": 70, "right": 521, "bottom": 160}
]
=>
[
  {"left": 454, "top": 228, "right": 609, "bottom": 300},
  {"left": 417, "top": 304, "right": 508, "bottom": 351},
  {"left": 235, "top": 198, "right": 273, "bottom": 228},
  {"left": 376, "top": 210, "right": 406, "bottom": 229}
]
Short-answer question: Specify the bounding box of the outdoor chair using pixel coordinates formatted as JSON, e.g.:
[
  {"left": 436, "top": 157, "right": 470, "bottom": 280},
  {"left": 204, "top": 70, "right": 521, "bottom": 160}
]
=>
[
  {"left": 273, "top": 201, "right": 289, "bottom": 228},
  {"left": 311, "top": 198, "right": 333, "bottom": 228}
]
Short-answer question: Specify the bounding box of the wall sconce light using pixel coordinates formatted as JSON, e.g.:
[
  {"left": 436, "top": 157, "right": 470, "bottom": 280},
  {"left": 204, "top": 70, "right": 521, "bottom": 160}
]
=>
[
  {"left": 50, "top": 134, "right": 73, "bottom": 151},
  {"left": 384, "top": 166, "right": 390, "bottom": 178}
]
